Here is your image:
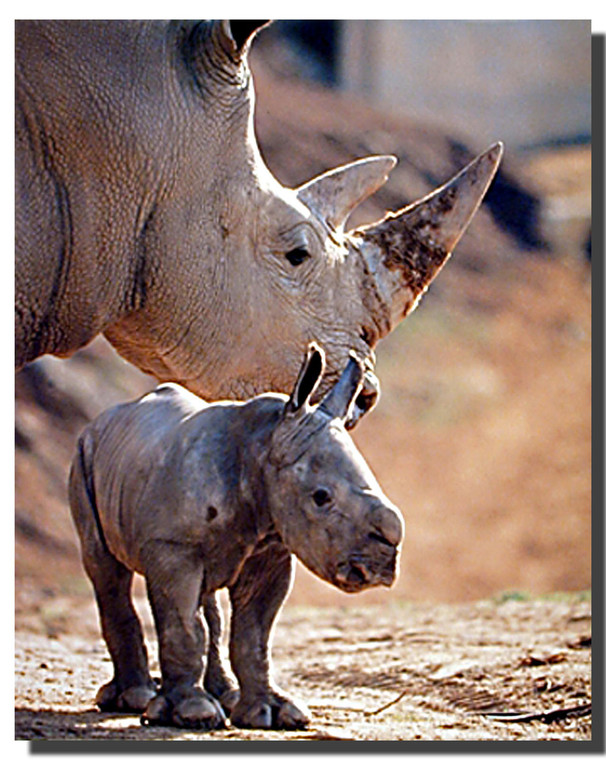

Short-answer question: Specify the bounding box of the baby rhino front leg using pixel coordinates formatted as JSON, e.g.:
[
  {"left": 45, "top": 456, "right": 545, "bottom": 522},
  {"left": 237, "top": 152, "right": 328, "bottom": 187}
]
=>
[
  {"left": 228, "top": 543, "right": 310, "bottom": 730},
  {"left": 141, "top": 546, "right": 226, "bottom": 730}
]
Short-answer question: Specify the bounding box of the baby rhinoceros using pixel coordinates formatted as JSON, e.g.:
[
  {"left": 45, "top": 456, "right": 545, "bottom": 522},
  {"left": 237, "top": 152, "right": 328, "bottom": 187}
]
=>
[{"left": 68, "top": 344, "right": 404, "bottom": 731}]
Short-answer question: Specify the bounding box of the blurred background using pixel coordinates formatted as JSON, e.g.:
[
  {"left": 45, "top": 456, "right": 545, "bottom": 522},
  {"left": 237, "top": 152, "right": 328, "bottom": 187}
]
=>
[{"left": 15, "top": 20, "right": 591, "bottom": 626}]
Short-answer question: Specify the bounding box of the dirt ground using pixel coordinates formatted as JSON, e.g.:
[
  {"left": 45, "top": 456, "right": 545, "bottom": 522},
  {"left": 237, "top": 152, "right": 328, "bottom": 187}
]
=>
[
  {"left": 15, "top": 585, "right": 591, "bottom": 742},
  {"left": 14, "top": 36, "right": 591, "bottom": 746}
]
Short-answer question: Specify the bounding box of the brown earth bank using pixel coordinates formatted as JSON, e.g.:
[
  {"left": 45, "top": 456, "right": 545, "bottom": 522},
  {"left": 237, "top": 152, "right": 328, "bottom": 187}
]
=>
[{"left": 14, "top": 39, "right": 591, "bottom": 745}]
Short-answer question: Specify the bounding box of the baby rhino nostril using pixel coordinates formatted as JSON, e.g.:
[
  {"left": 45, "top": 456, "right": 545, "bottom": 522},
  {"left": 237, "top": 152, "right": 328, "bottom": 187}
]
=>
[
  {"left": 370, "top": 505, "right": 404, "bottom": 547},
  {"left": 368, "top": 530, "right": 393, "bottom": 548}
]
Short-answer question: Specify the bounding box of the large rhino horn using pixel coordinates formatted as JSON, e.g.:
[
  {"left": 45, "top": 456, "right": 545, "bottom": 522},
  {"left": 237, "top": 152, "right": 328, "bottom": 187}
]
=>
[
  {"left": 296, "top": 155, "right": 397, "bottom": 231},
  {"left": 352, "top": 142, "right": 503, "bottom": 332}
]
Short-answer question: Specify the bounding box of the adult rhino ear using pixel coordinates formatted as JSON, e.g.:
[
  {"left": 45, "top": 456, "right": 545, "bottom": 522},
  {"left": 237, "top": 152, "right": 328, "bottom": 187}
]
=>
[
  {"left": 221, "top": 20, "right": 271, "bottom": 57},
  {"left": 183, "top": 21, "right": 270, "bottom": 88},
  {"left": 285, "top": 343, "right": 325, "bottom": 416},
  {"left": 319, "top": 353, "right": 365, "bottom": 422},
  {"left": 296, "top": 155, "right": 397, "bottom": 232}
]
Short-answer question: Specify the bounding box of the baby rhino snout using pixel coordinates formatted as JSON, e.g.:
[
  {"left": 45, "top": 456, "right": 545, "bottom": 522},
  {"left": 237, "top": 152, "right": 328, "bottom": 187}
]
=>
[{"left": 335, "top": 499, "right": 404, "bottom": 593}]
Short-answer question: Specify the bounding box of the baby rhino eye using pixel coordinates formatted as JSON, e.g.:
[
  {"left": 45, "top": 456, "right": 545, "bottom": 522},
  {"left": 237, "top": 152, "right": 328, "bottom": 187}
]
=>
[
  {"left": 285, "top": 247, "right": 310, "bottom": 266},
  {"left": 313, "top": 488, "right": 332, "bottom": 508}
]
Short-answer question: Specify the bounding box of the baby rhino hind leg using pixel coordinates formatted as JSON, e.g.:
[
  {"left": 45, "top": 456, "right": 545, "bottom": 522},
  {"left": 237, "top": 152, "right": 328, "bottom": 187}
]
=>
[
  {"left": 203, "top": 594, "right": 240, "bottom": 715},
  {"left": 68, "top": 446, "right": 157, "bottom": 713},
  {"left": 90, "top": 563, "right": 158, "bottom": 713}
]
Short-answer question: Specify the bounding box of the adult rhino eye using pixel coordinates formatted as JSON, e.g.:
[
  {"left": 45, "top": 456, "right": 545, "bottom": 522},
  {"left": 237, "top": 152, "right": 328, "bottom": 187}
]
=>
[
  {"left": 313, "top": 488, "right": 332, "bottom": 508},
  {"left": 285, "top": 247, "right": 310, "bottom": 266}
]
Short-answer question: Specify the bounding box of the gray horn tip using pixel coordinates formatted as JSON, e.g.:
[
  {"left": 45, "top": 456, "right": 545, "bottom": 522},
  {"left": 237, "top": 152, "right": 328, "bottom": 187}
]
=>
[
  {"left": 481, "top": 141, "right": 505, "bottom": 169},
  {"left": 447, "top": 140, "right": 504, "bottom": 210},
  {"left": 370, "top": 154, "right": 398, "bottom": 175},
  {"left": 346, "top": 154, "right": 397, "bottom": 179}
]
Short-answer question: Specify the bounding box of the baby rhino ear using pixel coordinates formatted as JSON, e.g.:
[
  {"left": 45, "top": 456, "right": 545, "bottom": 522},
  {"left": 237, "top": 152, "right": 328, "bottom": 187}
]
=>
[{"left": 285, "top": 343, "right": 325, "bottom": 416}]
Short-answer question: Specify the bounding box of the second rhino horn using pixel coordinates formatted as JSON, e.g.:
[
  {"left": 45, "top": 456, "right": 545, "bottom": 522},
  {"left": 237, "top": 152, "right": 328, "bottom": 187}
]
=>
[
  {"left": 296, "top": 155, "right": 397, "bottom": 231},
  {"left": 352, "top": 142, "right": 503, "bottom": 331}
]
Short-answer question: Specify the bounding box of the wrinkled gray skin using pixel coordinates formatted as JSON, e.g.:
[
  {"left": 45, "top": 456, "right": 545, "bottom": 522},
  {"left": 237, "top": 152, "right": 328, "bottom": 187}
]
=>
[
  {"left": 69, "top": 344, "right": 404, "bottom": 730},
  {"left": 16, "top": 20, "right": 503, "bottom": 424}
]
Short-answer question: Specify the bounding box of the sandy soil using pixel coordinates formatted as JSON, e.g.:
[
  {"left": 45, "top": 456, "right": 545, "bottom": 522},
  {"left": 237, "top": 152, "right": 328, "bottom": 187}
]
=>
[
  {"left": 14, "top": 38, "right": 591, "bottom": 746},
  {"left": 15, "top": 586, "right": 591, "bottom": 742}
]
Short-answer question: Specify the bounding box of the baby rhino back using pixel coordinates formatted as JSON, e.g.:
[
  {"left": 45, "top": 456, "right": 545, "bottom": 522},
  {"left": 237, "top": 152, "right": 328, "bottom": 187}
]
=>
[{"left": 76, "top": 383, "right": 209, "bottom": 569}]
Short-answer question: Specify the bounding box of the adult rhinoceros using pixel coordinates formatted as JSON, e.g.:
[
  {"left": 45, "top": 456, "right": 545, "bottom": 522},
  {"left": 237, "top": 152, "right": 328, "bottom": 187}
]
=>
[{"left": 15, "top": 20, "right": 502, "bottom": 414}]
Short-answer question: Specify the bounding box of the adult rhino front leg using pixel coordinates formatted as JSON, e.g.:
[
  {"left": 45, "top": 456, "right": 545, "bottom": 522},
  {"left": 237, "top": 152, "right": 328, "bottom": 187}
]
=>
[
  {"left": 228, "top": 541, "right": 310, "bottom": 730},
  {"left": 141, "top": 543, "right": 226, "bottom": 730}
]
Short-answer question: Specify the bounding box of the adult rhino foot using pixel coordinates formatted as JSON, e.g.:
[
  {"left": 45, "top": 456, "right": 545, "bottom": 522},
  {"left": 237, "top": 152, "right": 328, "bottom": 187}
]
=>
[
  {"left": 230, "top": 692, "right": 310, "bottom": 730},
  {"left": 142, "top": 688, "right": 226, "bottom": 730},
  {"left": 95, "top": 679, "right": 157, "bottom": 713}
]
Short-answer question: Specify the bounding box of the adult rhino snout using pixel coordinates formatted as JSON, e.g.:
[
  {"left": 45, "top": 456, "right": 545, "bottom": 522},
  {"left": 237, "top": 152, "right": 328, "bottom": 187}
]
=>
[{"left": 335, "top": 500, "right": 404, "bottom": 593}]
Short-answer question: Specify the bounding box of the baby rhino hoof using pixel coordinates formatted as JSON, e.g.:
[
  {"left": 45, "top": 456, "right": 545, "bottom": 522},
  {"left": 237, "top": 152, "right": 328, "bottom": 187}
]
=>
[
  {"left": 215, "top": 686, "right": 240, "bottom": 717},
  {"left": 231, "top": 694, "right": 310, "bottom": 730},
  {"left": 142, "top": 690, "right": 226, "bottom": 730},
  {"left": 96, "top": 680, "right": 157, "bottom": 713}
]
